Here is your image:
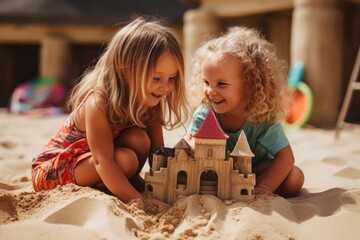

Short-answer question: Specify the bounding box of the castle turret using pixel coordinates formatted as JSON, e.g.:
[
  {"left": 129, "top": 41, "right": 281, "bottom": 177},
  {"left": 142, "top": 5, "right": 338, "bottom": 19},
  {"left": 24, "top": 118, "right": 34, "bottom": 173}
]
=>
[
  {"left": 192, "top": 108, "right": 228, "bottom": 160},
  {"left": 152, "top": 154, "right": 166, "bottom": 173},
  {"left": 151, "top": 147, "right": 174, "bottom": 173},
  {"left": 174, "top": 138, "right": 191, "bottom": 158},
  {"left": 230, "top": 130, "right": 254, "bottom": 175}
]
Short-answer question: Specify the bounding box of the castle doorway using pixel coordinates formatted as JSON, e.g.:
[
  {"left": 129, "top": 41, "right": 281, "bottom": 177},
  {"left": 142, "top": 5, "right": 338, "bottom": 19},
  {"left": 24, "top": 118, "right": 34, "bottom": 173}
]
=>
[
  {"left": 199, "top": 170, "right": 218, "bottom": 196},
  {"left": 177, "top": 171, "right": 187, "bottom": 190},
  {"left": 146, "top": 184, "right": 153, "bottom": 194},
  {"left": 241, "top": 189, "right": 248, "bottom": 195}
]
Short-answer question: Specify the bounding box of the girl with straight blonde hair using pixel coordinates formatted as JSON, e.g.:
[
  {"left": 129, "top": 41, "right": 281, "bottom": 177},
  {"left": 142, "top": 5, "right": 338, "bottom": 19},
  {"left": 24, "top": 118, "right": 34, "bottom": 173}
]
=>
[{"left": 32, "top": 17, "right": 189, "bottom": 207}]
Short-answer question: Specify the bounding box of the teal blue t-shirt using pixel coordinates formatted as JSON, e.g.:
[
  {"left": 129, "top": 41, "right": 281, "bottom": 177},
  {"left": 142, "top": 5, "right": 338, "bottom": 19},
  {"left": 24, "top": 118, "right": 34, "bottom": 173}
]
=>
[{"left": 188, "top": 104, "right": 289, "bottom": 165}]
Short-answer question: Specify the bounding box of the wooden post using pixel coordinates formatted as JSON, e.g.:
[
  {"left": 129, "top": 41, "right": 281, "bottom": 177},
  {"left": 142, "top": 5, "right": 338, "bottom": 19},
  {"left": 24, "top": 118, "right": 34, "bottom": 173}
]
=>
[
  {"left": 183, "top": 8, "right": 221, "bottom": 111},
  {"left": 40, "top": 34, "right": 70, "bottom": 86},
  {"left": 291, "top": 0, "right": 343, "bottom": 128}
]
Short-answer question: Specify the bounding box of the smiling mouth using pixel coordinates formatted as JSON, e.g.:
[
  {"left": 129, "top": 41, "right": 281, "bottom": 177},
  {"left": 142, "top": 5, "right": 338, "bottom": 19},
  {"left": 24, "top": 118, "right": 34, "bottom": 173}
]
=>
[
  {"left": 211, "top": 99, "right": 225, "bottom": 104},
  {"left": 152, "top": 93, "right": 163, "bottom": 99}
]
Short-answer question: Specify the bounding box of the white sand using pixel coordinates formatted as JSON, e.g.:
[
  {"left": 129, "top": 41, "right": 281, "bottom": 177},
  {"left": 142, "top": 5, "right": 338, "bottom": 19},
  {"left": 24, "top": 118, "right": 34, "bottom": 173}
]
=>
[{"left": 1, "top": 109, "right": 360, "bottom": 240}]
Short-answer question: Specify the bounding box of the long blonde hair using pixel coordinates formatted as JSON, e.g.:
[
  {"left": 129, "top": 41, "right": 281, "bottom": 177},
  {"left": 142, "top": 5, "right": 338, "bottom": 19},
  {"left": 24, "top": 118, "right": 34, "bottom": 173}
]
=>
[
  {"left": 67, "top": 17, "right": 189, "bottom": 129},
  {"left": 191, "top": 26, "right": 290, "bottom": 124}
]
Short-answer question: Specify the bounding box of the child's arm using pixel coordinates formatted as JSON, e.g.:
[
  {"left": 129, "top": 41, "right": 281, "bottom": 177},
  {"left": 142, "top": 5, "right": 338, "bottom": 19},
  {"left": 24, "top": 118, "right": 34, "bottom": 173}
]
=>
[
  {"left": 255, "top": 145, "right": 295, "bottom": 194},
  {"left": 84, "top": 97, "right": 143, "bottom": 203}
]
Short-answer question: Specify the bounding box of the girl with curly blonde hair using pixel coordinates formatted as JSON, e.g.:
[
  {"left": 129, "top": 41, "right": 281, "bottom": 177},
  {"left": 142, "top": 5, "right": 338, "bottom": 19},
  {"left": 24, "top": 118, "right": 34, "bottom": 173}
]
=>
[
  {"left": 187, "top": 26, "right": 304, "bottom": 197},
  {"left": 32, "top": 17, "right": 189, "bottom": 207}
]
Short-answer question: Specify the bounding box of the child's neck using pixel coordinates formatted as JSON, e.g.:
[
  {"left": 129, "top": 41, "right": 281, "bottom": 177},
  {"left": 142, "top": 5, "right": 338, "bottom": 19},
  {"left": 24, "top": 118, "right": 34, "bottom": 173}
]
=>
[{"left": 218, "top": 113, "right": 246, "bottom": 133}]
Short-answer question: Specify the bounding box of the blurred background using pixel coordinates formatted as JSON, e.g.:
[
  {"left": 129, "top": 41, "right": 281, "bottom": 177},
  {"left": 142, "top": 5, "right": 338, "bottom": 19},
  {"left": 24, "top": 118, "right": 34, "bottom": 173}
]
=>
[{"left": 0, "top": 0, "right": 359, "bottom": 129}]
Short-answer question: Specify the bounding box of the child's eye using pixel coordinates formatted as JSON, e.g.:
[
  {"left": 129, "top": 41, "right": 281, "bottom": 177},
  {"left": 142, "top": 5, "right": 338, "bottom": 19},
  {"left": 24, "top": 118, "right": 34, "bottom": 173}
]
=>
[
  {"left": 169, "top": 74, "right": 178, "bottom": 82},
  {"left": 153, "top": 77, "right": 161, "bottom": 81},
  {"left": 218, "top": 82, "right": 228, "bottom": 87},
  {"left": 169, "top": 77, "right": 177, "bottom": 82},
  {"left": 203, "top": 80, "right": 209, "bottom": 86}
]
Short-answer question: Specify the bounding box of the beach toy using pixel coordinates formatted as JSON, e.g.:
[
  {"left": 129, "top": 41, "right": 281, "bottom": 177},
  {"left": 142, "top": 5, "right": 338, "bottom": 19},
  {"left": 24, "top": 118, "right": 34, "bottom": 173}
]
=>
[
  {"left": 9, "top": 77, "right": 66, "bottom": 116},
  {"left": 284, "top": 62, "right": 313, "bottom": 130}
]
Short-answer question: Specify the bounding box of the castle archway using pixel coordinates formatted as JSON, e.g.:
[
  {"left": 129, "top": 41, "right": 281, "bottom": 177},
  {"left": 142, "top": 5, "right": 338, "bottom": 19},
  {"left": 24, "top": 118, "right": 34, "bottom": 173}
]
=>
[
  {"left": 177, "top": 170, "right": 187, "bottom": 190},
  {"left": 199, "top": 169, "right": 218, "bottom": 196},
  {"left": 146, "top": 184, "right": 153, "bottom": 194},
  {"left": 241, "top": 188, "right": 248, "bottom": 196}
]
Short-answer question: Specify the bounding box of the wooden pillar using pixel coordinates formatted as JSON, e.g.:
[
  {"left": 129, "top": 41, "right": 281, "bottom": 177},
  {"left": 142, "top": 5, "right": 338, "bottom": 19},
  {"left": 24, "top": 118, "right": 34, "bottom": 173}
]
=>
[
  {"left": 183, "top": 8, "right": 221, "bottom": 111},
  {"left": 267, "top": 11, "right": 292, "bottom": 63},
  {"left": 291, "top": 0, "right": 343, "bottom": 128},
  {"left": 40, "top": 34, "right": 70, "bottom": 86}
]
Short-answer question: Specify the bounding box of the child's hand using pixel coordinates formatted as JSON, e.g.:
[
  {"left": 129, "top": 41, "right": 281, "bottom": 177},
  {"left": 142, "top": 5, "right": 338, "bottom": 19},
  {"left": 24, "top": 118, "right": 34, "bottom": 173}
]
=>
[
  {"left": 151, "top": 198, "right": 170, "bottom": 208},
  {"left": 255, "top": 184, "right": 276, "bottom": 196},
  {"left": 143, "top": 198, "right": 170, "bottom": 209}
]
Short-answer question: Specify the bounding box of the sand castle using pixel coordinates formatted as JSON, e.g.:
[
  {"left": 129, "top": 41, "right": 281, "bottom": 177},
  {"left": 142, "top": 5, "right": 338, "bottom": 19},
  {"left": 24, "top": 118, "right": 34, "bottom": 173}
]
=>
[{"left": 144, "top": 109, "right": 256, "bottom": 204}]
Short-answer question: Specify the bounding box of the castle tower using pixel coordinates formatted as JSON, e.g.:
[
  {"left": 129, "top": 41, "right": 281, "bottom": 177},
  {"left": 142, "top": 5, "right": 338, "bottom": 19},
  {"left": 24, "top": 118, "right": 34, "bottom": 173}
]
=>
[
  {"left": 173, "top": 138, "right": 191, "bottom": 158},
  {"left": 230, "top": 130, "right": 254, "bottom": 175},
  {"left": 192, "top": 108, "right": 228, "bottom": 160},
  {"left": 151, "top": 154, "right": 166, "bottom": 173}
]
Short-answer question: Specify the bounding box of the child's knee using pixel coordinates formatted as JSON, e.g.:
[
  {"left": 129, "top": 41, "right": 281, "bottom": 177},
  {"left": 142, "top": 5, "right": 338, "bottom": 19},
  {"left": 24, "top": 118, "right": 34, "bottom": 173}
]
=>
[
  {"left": 293, "top": 166, "right": 305, "bottom": 188},
  {"left": 131, "top": 128, "right": 150, "bottom": 155},
  {"left": 287, "top": 166, "right": 304, "bottom": 187},
  {"left": 280, "top": 166, "right": 304, "bottom": 197},
  {"left": 115, "top": 148, "right": 139, "bottom": 178},
  {"left": 115, "top": 127, "right": 150, "bottom": 156}
]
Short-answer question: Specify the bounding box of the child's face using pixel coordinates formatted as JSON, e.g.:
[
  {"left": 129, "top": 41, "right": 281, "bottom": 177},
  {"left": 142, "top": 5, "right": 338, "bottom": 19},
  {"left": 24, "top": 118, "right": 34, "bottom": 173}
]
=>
[
  {"left": 201, "top": 53, "right": 246, "bottom": 116},
  {"left": 147, "top": 51, "right": 178, "bottom": 107}
]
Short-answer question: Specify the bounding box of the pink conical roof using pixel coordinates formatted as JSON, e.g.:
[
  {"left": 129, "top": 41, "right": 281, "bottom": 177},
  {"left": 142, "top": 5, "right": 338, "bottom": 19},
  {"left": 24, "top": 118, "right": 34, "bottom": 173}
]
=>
[{"left": 193, "top": 108, "right": 228, "bottom": 139}]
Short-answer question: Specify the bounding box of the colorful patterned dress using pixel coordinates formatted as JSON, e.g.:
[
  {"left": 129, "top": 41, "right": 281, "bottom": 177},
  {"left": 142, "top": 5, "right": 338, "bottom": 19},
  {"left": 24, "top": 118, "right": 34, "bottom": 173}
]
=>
[{"left": 31, "top": 113, "right": 130, "bottom": 191}]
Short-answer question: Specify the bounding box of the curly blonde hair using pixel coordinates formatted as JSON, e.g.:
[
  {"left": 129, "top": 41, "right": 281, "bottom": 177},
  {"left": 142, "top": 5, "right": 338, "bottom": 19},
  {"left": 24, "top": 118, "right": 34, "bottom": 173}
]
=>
[
  {"left": 67, "top": 17, "right": 189, "bottom": 129},
  {"left": 190, "top": 26, "right": 290, "bottom": 125}
]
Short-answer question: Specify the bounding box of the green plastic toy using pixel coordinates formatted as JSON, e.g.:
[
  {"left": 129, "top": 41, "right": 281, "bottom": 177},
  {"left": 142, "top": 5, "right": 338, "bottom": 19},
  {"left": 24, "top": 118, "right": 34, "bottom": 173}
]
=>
[{"left": 283, "top": 62, "right": 314, "bottom": 130}]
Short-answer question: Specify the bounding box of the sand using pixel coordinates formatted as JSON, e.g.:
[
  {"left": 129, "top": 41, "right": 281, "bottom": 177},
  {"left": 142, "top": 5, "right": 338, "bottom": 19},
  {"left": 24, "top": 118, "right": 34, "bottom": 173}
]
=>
[{"left": 0, "top": 108, "right": 360, "bottom": 240}]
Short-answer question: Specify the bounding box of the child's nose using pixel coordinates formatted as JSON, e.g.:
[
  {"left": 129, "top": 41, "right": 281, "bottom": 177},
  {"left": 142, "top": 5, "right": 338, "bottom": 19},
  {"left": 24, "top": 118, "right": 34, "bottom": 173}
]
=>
[
  {"left": 160, "top": 81, "right": 170, "bottom": 92},
  {"left": 206, "top": 86, "right": 216, "bottom": 95}
]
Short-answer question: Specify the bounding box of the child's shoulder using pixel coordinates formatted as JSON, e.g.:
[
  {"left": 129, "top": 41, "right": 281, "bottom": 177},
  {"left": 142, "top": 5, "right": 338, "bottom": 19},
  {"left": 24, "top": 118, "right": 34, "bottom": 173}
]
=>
[{"left": 253, "top": 121, "right": 285, "bottom": 135}]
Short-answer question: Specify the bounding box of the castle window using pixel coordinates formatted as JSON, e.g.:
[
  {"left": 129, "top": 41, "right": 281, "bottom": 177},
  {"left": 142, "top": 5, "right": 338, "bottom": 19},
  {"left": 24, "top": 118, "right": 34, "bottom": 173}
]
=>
[
  {"left": 240, "top": 189, "right": 248, "bottom": 195},
  {"left": 177, "top": 171, "right": 187, "bottom": 190},
  {"left": 207, "top": 148, "right": 213, "bottom": 157}
]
